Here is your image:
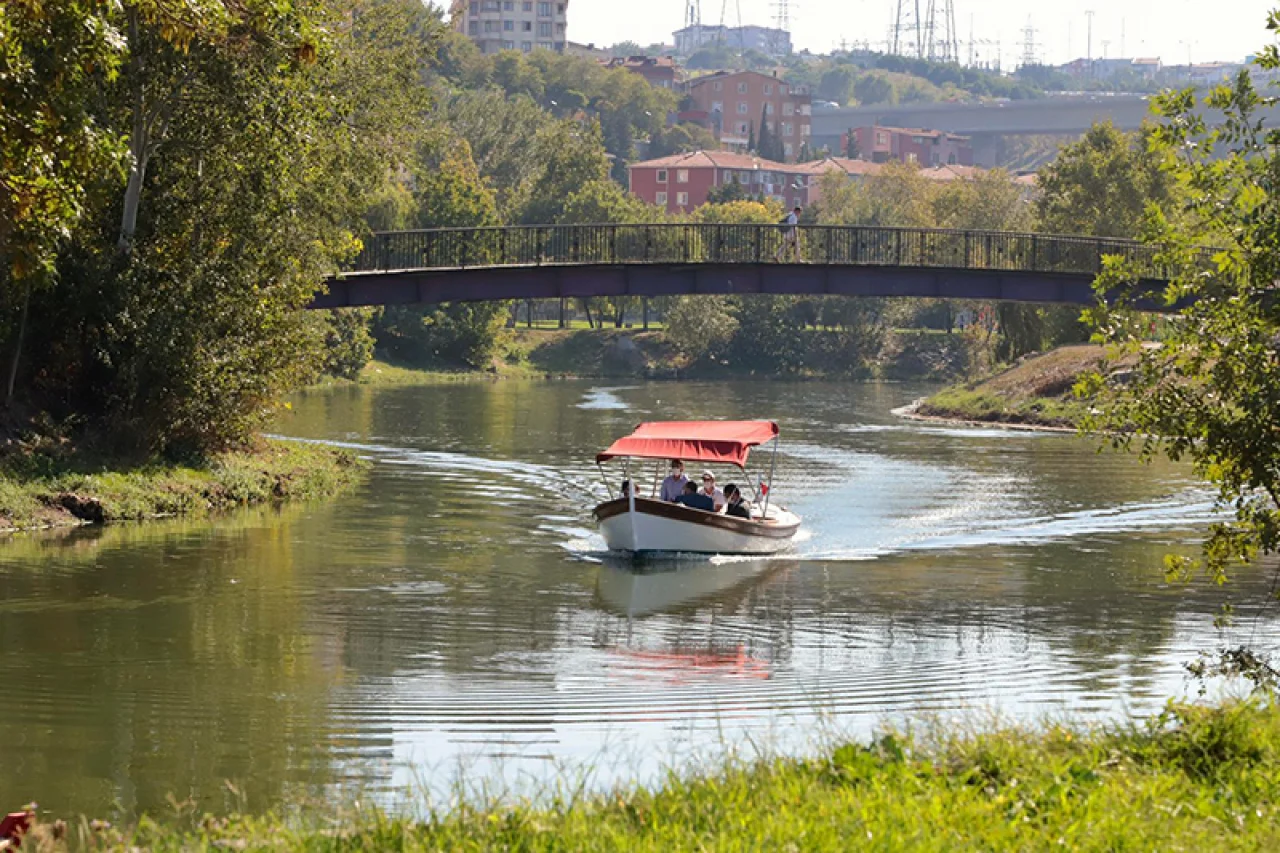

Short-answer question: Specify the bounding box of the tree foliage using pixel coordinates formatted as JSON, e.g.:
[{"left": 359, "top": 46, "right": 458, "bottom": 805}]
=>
[
  {"left": 1036, "top": 122, "right": 1177, "bottom": 238},
  {"left": 1080, "top": 11, "right": 1280, "bottom": 685}
]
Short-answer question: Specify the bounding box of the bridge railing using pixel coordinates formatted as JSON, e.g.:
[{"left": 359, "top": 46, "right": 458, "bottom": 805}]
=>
[{"left": 350, "top": 224, "right": 1166, "bottom": 278}]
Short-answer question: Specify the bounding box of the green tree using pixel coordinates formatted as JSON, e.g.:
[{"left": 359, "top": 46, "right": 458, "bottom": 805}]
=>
[
  {"left": 1079, "top": 15, "right": 1280, "bottom": 685},
  {"left": 1036, "top": 122, "right": 1176, "bottom": 238},
  {"left": 649, "top": 123, "right": 720, "bottom": 158},
  {"left": 853, "top": 72, "right": 896, "bottom": 106}
]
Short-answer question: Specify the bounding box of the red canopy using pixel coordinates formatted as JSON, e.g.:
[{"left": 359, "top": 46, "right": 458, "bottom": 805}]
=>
[{"left": 596, "top": 420, "right": 779, "bottom": 469}]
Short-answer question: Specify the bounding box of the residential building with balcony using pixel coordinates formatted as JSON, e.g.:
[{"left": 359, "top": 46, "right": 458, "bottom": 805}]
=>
[
  {"left": 684, "top": 70, "right": 811, "bottom": 161},
  {"left": 450, "top": 0, "right": 568, "bottom": 54}
]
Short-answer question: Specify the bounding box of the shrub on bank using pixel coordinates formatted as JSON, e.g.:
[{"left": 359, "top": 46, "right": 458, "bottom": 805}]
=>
[{"left": 16, "top": 699, "right": 1280, "bottom": 850}]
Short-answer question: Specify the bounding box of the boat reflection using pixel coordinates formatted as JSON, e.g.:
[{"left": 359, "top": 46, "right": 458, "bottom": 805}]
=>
[{"left": 594, "top": 555, "right": 797, "bottom": 617}]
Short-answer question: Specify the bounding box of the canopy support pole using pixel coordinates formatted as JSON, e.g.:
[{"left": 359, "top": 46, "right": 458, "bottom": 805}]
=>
[
  {"left": 597, "top": 462, "right": 613, "bottom": 499},
  {"left": 762, "top": 436, "right": 779, "bottom": 518}
]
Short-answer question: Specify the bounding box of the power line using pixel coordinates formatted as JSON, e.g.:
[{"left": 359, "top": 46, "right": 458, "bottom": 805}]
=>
[{"left": 1020, "top": 17, "right": 1039, "bottom": 67}]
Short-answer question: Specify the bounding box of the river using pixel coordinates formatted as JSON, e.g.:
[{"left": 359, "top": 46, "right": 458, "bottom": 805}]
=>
[{"left": 1, "top": 379, "right": 1273, "bottom": 820}]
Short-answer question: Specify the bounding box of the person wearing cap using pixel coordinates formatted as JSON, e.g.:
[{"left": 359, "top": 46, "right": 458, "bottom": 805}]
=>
[
  {"left": 660, "top": 460, "right": 689, "bottom": 502},
  {"left": 723, "top": 483, "right": 752, "bottom": 519},
  {"left": 699, "top": 470, "right": 726, "bottom": 511}
]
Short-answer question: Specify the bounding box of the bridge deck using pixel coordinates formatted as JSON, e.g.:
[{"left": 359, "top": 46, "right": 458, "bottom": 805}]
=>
[{"left": 314, "top": 224, "right": 1175, "bottom": 309}]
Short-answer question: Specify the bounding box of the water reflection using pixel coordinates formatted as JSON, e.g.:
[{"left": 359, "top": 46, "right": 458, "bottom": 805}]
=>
[{"left": 0, "top": 379, "right": 1272, "bottom": 821}]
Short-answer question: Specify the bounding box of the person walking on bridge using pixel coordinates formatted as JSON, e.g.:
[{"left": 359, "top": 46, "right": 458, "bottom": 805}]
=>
[{"left": 775, "top": 206, "right": 802, "bottom": 263}]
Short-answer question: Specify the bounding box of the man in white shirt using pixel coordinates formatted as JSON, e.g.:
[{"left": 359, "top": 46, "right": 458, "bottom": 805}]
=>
[
  {"left": 659, "top": 460, "right": 689, "bottom": 502},
  {"left": 774, "top": 206, "right": 802, "bottom": 262},
  {"left": 699, "top": 470, "right": 726, "bottom": 511}
]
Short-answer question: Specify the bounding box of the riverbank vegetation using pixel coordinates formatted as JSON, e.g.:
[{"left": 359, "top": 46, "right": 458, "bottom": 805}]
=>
[
  {"left": 0, "top": 439, "right": 363, "bottom": 531},
  {"left": 16, "top": 697, "right": 1280, "bottom": 849}
]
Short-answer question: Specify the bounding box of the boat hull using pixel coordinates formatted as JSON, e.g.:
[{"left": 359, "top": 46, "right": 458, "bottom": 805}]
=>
[{"left": 593, "top": 497, "right": 800, "bottom": 555}]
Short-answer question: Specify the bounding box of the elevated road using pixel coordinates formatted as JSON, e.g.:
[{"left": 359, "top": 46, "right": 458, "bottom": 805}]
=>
[{"left": 312, "top": 224, "right": 1176, "bottom": 309}]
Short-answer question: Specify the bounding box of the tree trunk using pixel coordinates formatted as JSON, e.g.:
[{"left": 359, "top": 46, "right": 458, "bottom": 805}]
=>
[
  {"left": 580, "top": 298, "right": 594, "bottom": 329},
  {"left": 6, "top": 278, "right": 31, "bottom": 407},
  {"left": 614, "top": 305, "right": 624, "bottom": 328},
  {"left": 525, "top": 299, "right": 533, "bottom": 329},
  {"left": 642, "top": 297, "right": 649, "bottom": 330},
  {"left": 117, "top": 10, "right": 149, "bottom": 252}
]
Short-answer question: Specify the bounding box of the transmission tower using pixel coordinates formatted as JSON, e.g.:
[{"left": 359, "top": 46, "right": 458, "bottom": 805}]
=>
[
  {"left": 685, "top": 0, "right": 700, "bottom": 27},
  {"left": 1020, "top": 17, "right": 1039, "bottom": 67},
  {"left": 924, "top": 0, "right": 959, "bottom": 63},
  {"left": 892, "top": 0, "right": 924, "bottom": 58},
  {"left": 771, "top": 0, "right": 793, "bottom": 55}
]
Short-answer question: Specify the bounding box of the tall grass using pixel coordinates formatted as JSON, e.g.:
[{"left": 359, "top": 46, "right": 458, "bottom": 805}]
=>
[{"left": 19, "top": 699, "right": 1280, "bottom": 850}]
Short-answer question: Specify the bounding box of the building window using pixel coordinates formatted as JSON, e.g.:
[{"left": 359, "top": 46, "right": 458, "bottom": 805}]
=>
[
  {"left": 521, "top": 40, "right": 532, "bottom": 51},
  {"left": 784, "top": 143, "right": 793, "bottom": 157},
  {"left": 523, "top": 0, "right": 532, "bottom": 9},
  {"left": 765, "top": 103, "right": 773, "bottom": 115},
  {"left": 503, "top": 40, "right": 514, "bottom": 49},
  {"left": 538, "top": 22, "right": 551, "bottom": 36},
  {"left": 737, "top": 102, "right": 748, "bottom": 114},
  {"left": 740, "top": 170, "right": 752, "bottom": 183},
  {"left": 656, "top": 169, "right": 668, "bottom": 183},
  {"left": 711, "top": 100, "right": 723, "bottom": 113},
  {"left": 676, "top": 192, "right": 689, "bottom": 206},
  {"left": 793, "top": 196, "right": 802, "bottom": 208},
  {"left": 523, "top": 20, "right": 532, "bottom": 30},
  {"left": 656, "top": 191, "right": 668, "bottom": 205},
  {"left": 782, "top": 102, "right": 794, "bottom": 116},
  {"left": 483, "top": 0, "right": 499, "bottom": 9},
  {"left": 780, "top": 85, "right": 788, "bottom": 94},
  {"left": 470, "top": 2, "right": 478, "bottom": 14},
  {"left": 484, "top": 20, "right": 497, "bottom": 32},
  {"left": 737, "top": 82, "right": 748, "bottom": 93},
  {"left": 538, "top": 1, "right": 551, "bottom": 15},
  {"left": 468, "top": 21, "right": 478, "bottom": 34},
  {"left": 906, "top": 152, "right": 918, "bottom": 163},
  {"left": 713, "top": 81, "right": 722, "bottom": 91},
  {"left": 557, "top": 2, "right": 566, "bottom": 13},
  {"left": 764, "top": 84, "right": 772, "bottom": 95},
  {"left": 782, "top": 122, "right": 792, "bottom": 136},
  {"left": 555, "top": 23, "right": 565, "bottom": 34},
  {"left": 876, "top": 132, "right": 888, "bottom": 146},
  {"left": 504, "top": 19, "right": 513, "bottom": 30},
  {"left": 736, "top": 121, "right": 748, "bottom": 133},
  {"left": 503, "top": 0, "right": 514, "bottom": 8},
  {"left": 801, "top": 124, "right": 810, "bottom": 136},
  {"left": 676, "top": 169, "right": 689, "bottom": 183},
  {"left": 538, "top": 41, "right": 551, "bottom": 49}
]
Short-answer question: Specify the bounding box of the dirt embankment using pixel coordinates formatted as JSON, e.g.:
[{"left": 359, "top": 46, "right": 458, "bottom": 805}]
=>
[{"left": 907, "top": 345, "right": 1112, "bottom": 430}]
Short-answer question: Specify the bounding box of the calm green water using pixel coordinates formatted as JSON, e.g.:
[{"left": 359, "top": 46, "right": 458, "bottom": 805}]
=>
[{"left": 1, "top": 380, "right": 1271, "bottom": 820}]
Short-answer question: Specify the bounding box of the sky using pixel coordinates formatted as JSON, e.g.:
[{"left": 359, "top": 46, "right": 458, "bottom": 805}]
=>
[{"left": 567, "top": 0, "right": 1276, "bottom": 67}]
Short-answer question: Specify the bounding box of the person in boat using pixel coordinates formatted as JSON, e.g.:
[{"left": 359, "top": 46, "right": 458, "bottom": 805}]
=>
[
  {"left": 660, "top": 460, "right": 689, "bottom": 502},
  {"left": 723, "top": 483, "right": 752, "bottom": 519},
  {"left": 699, "top": 470, "right": 726, "bottom": 511},
  {"left": 674, "top": 480, "right": 715, "bottom": 511}
]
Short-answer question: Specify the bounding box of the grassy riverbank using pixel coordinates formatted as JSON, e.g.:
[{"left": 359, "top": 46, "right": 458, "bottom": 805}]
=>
[
  {"left": 912, "top": 345, "right": 1105, "bottom": 429},
  {"left": 18, "top": 698, "right": 1280, "bottom": 849},
  {"left": 0, "top": 439, "right": 365, "bottom": 532}
]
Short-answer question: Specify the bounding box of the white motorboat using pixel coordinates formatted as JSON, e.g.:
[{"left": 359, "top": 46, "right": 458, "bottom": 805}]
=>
[{"left": 592, "top": 420, "right": 801, "bottom": 556}]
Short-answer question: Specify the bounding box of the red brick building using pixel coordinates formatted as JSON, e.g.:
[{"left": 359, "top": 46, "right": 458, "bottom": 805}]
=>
[
  {"left": 845, "top": 125, "right": 974, "bottom": 167},
  {"left": 628, "top": 153, "right": 1014, "bottom": 213},
  {"left": 602, "top": 55, "right": 681, "bottom": 89},
  {"left": 684, "top": 70, "right": 812, "bottom": 161}
]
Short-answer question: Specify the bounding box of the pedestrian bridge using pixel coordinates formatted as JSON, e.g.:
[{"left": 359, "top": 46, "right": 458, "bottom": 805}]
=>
[{"left": 313, "top": 223, "right": 1173, "bottom": 309}]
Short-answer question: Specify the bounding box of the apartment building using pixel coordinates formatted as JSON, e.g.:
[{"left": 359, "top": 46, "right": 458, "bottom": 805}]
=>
[
  {"left": 684, "top": 70, "right": 811, "bottom": 161},
  {"left": 628, "top": 153, "right": 1013, "bottom": 213},
  {"left": 673, "top": 24, "right": 792, "bottom": 56},
  {"left": 845, "top": 125, "right": 974, "bottom": 167},
  {"left": 450, "top": 0, "right": 568, "bottom": 54}
]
